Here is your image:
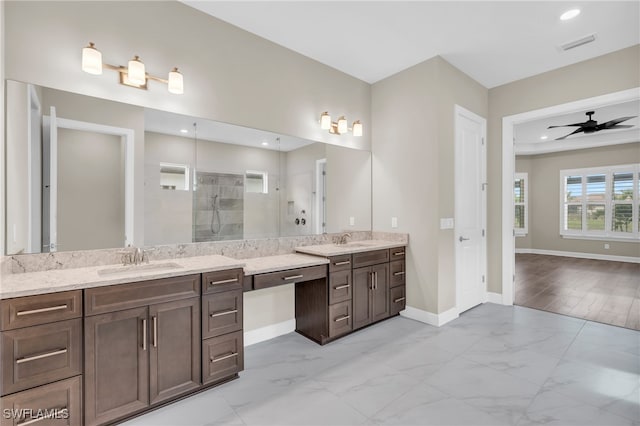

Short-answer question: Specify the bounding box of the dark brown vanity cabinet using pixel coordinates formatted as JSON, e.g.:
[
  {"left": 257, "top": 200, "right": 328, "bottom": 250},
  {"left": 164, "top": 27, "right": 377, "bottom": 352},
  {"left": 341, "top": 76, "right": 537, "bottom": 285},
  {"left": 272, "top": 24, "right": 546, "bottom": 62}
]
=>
[{"left": 84, "top": 275, "right": 201, "bottom": 426}]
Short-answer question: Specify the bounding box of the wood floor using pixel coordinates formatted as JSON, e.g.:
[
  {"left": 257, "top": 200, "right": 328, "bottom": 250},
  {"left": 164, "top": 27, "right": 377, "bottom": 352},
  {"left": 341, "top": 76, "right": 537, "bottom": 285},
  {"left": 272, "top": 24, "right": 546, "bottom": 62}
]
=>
[{"left": 515, "top": 254, "right": 640, "bottom": 330}]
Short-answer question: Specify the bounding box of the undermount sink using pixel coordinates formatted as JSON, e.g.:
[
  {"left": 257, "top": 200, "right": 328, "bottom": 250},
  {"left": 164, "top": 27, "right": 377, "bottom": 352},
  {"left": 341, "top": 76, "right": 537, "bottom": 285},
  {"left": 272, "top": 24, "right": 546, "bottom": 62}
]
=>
[
  {"left": 97, "top": 262, "right": 183, "bottom": 277},
  {"left": 333, "top": 241, "right": 377, "bottom": 248}
]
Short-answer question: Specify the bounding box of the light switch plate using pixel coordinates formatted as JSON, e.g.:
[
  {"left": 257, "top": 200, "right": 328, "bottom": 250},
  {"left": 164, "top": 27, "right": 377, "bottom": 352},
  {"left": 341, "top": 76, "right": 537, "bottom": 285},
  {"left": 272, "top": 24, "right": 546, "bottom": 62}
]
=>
[
  {"left": 391, "top": 217, "right": 398, "bottom": 228},
  {"left": 349, "top": 216, "right": 355, "bottom": 226},
  {"left": 440, "top": 218, "right": 454, "bottom": 229}
]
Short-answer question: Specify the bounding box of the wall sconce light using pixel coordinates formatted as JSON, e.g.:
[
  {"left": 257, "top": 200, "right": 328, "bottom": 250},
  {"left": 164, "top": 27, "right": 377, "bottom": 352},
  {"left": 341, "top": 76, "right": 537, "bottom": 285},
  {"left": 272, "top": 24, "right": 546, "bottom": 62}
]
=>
[
  {"left": 318, "top": 112, "right": 362, "bottom": 136},
  {"left": 81, "top": 42, "right": 184, "bottom": 94}
]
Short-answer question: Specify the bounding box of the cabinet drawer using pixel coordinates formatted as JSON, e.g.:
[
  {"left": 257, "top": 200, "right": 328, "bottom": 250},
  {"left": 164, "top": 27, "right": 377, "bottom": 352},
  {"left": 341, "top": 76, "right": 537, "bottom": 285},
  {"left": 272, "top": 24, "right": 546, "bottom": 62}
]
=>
[
  {"left": 390, "top": 260, "right": 406, "bottom": 288},
  {"left": 352, "top": 249, "right": 389, "bottom": 269},
  {"left": 2, "top": 319, "right": 82, "bottom": 395},
  {"left": 1, "top": 291, "right": 82, "bottom": 331},
  {"left": 85, "top": 274, "right": 201, "bottom": 316},
  {"left": 202, "top": 269, "right": 243, "bottom": 295},
  {"left": 202, "top": 290, "right": 243, "bottom": 339},
  {"left": 390, "top": 247, "right": 406, "bottom": 261},
  {"left": 329, "top": 270, "right": 352, "bottom": 305},
  {"left": 202, "top": 331, "right": 243, "bottom": 385},
  {"left": 0, "top": 376, "right": 81, "bottom": 426},
  {"left": 253, "top": 265, "right": 326, "bottom": 291},
  {"left": 390, "top": 286, "right": 406, "bottom": 317},
  {"left": 328, "top": 255, "right": 352, "bottom": 273},
  {"left": 328, "top": 300, "right": 352, "bottom": 338}
]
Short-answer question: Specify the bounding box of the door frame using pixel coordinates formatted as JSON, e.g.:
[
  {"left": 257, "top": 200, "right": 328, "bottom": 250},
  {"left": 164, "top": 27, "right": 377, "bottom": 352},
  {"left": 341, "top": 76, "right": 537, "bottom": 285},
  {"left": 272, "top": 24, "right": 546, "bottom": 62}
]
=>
[
  {"left": 454, "top": 104, "right": 487, "bottom": 312},
  {"left": 43, "top": 115, "right": 136, "bottom": 250},
  {"left": 500, "top": 87, "right": 640, "bottom": 305}
]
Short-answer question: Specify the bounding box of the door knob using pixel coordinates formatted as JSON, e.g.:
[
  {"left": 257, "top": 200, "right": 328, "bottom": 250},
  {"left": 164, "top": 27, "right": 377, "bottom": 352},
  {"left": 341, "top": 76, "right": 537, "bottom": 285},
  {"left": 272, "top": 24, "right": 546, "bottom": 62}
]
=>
[{"left": 459, "top": 236, "right": 470, "bottom": 242}]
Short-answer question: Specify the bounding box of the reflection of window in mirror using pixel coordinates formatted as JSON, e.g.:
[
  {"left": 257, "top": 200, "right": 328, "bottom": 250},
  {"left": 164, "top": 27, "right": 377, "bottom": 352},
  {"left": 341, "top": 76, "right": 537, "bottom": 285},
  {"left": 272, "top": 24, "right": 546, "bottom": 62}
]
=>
[
  {"left": 246, "top": 170, "right": 268, "bottom": 194},
  {"left": 160, "top": 163, "right": 190, "bottom": 191}
]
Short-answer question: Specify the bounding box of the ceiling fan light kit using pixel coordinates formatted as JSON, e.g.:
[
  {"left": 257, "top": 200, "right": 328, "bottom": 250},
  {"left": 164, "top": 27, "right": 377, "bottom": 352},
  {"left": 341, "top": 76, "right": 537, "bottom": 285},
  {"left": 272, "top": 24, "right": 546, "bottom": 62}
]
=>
[{"left": 548, "top": 110, "right": 636, "bottom": 140}]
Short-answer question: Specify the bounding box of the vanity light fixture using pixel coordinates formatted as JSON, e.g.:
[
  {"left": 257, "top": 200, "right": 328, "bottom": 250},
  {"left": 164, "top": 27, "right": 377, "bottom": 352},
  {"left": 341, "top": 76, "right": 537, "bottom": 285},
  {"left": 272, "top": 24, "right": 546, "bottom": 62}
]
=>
[
  {"left": 81, "top": 42, "right": 184, "bottom": 94},
  {"left": 318, "top": 112, "right": 362, "bottom": 136}
]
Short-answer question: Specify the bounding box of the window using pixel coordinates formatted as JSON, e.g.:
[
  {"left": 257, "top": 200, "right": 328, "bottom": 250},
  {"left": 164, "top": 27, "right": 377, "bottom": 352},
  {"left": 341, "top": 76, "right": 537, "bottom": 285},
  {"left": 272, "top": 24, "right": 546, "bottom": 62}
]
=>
[
  {"left": 245, "top": 170, "right": 268, "bottom": 194},
  {"left": 560, "top": 164, "right": 640, "bottom": 240},
  {"left": 514, "top": 173, "right": 528, "bottom": 235},
  {"left": 159, "top": 163, "right": 190, "bottom": 191}
]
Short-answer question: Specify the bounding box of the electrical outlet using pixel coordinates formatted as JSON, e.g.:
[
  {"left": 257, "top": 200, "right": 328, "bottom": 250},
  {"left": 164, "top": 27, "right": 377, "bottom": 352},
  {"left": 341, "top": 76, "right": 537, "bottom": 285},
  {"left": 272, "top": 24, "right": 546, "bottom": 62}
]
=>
[
  {"left": 391, "top": 217, "right": 398, "bottom": 228},
  {"left": 604, "top": 243, "right": 610, "bottom": 250},
  {"left": 349, "top": 216, "right": 355, "bottom": 226}
]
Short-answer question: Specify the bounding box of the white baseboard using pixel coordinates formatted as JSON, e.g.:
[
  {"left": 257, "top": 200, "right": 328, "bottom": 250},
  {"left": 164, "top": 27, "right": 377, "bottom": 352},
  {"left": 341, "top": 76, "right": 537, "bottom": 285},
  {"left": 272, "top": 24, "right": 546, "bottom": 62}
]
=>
[
  {"left": 244, "top": 319, "right": 296, "bottom": 346},
  {"left": 486, "top": 292, "right": 504, "bottom": 304},
  {"left": 516, "top": 248, "right": 639, "bottom": 264},
  {"left": 400, "top": 306, "right": 459, "bottom": 327}
]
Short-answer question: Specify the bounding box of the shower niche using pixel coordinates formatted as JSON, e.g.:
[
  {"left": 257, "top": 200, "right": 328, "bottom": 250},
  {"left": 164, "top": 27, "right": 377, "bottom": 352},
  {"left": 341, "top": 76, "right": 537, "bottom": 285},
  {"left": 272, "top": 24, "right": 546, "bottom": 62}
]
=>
[{"left": 193, "top": 172, "right": 244, "bottom": 242}]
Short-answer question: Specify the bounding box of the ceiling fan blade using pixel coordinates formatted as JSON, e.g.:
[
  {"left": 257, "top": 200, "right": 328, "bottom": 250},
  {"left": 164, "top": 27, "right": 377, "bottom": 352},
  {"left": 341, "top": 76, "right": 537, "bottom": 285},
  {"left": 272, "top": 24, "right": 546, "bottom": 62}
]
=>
[
  {"left": 603, "top": 124, "right": 634, "bottom": 130},
  {"left": 547, "top": 122, "right": 586, "bottom": 129},
  {"left": 555, "top": 127, "right": 585, "bottom": 140},
  {"left": 595, "top": 116, "right": 637, "bottom": 130}
]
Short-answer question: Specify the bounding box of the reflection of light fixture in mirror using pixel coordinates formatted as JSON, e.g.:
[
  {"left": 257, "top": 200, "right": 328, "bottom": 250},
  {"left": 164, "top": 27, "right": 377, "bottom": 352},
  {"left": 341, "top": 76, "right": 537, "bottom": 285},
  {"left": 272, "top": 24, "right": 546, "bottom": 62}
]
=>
[
  {"left": 319, "top": 112, "right": 362, "bottom": 136},
  {"left": 180, "top": 129, "right": 189, "bottom": 134},
  {"left": 261, "top": 141, "right": 269, "bottom": 146},
  {"left": 81, "top": 42, "right": 184, "bottom": 94}
]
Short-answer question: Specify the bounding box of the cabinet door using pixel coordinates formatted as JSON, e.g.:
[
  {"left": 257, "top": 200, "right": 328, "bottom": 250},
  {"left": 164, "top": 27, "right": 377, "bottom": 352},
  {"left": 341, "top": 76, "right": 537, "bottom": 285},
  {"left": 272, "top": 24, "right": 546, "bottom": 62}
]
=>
[
  {"left": 352, "top": 267, "right": 372, "bottom": 330},
  {"left": 149, "top": 298, "right": 201, "bottom": 405},
  {"left": 372, "top": 263, "right": 390, "bottom": 322},
  {"left": 84, "top": 307, "right": 149, "bottom": 426}
]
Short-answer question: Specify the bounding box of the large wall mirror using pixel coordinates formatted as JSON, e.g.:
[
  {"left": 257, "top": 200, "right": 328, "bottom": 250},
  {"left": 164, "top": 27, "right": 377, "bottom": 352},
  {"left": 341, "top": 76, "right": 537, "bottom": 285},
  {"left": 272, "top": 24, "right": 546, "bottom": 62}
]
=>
[{"left": 5, "top": 80, "right": 372, "bottom": 255}]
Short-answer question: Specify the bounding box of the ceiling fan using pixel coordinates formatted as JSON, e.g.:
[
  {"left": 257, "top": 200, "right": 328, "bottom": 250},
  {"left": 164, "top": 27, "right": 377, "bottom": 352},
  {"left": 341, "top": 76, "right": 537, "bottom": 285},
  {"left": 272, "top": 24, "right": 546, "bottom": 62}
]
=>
[{"left": 548, "top": 111, "right": 637, "bottom": 140}]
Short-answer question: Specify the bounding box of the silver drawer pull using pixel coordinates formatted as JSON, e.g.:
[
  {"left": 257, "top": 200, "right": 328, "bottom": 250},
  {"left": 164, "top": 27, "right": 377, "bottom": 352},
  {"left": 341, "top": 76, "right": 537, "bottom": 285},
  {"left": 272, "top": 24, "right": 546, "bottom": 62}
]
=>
[
  {"left": 209, "top": 278, "right": 239, "bottom": 286},
  {"left": 393, "top": 271, "right": 406, "bottom": 276},
  {"left": 16, "top": 348, "right": 67, "bottom": 364},
  {"left": 393, "top": 251, "right": 405, "bottom": 256},
  {"left": 16, "top": 304, "right": 68, "bottom": 316},
  {"left": 211, "top": 352, "right": 238, "bottom": 363},
  {"left": 334, "top": 284, "right": 350, "bottom": 290},
  {"left": 210, "top": 309, "right": 238, "bottom": 318},
  {"left": 394, "top": 297, "right": 406, "bottom": 303},
  {"left": 334, "top": 261, "right": 351, "bottom": 266},
  {"left": 282, "top": 274, "right": 304, "bottom": 280},
  {"left": 334, "top": 315, "right": 350, "bottom": 322},
  {"left": 17, "top": 407, "right": 68, "bottom": 426}
]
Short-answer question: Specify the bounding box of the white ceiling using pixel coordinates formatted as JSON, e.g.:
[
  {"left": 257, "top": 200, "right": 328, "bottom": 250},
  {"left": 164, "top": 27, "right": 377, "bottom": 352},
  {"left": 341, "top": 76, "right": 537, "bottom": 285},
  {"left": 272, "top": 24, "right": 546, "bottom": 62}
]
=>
[
  {"left": 144, "top": 109, "right": 316, "bottom": 152},
  {"left": 182, "top": 1, "right": 639, "bottom": 88}
]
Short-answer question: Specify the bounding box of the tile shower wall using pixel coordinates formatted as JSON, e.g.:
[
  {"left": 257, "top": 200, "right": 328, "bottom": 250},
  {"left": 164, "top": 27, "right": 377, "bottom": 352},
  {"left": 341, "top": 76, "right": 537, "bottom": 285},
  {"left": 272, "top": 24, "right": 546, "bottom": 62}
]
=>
[{"left": 194, "top": 172, "right": 244, "bottom": 242}]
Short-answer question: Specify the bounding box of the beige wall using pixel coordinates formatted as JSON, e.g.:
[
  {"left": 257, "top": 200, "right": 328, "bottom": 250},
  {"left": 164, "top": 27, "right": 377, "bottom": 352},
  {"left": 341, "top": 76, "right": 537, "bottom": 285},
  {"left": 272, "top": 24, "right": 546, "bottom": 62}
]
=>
[
  {"left": 516, "top": 143, "right": 640, "bottom": 258},
  {"left": 4, "top": 1, "right": 370, "bottom": 151},
  {"left": 372, "top": 56, "right": 488, "bottom": 314},
  {"left": 487, "top": 45, "right": 640, "bottom": 294}
]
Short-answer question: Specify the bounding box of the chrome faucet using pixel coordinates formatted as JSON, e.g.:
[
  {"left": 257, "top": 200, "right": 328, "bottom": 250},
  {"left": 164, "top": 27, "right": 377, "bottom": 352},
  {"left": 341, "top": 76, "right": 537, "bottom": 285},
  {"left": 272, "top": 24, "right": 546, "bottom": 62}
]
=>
[
  {"left": 333, "top": 232, "right": 352, "bottom": 245},
  {"left": 120, "top": 246, "right": 150, "bottom": 266}
]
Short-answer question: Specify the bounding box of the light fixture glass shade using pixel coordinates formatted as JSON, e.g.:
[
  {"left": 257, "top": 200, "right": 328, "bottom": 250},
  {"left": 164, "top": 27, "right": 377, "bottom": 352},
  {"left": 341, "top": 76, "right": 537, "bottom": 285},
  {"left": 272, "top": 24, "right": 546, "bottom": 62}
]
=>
[
  {"left": 127, "top": 56, "right": 146, "bottom": 85},
  {"left": 82, "top": 42, "right": 102, "bottom": 75},
  {"left": 168, "top": 68, "right": 184, "bottom": 94},
  {"left": 337, "top": 116, "right": 348, "bottom": 134},
  {"left": 352, "top": 120, "right": 363, "bottom": 137},
  {"left": 320, "top": 112, "right": 331, "bottom": 130}
]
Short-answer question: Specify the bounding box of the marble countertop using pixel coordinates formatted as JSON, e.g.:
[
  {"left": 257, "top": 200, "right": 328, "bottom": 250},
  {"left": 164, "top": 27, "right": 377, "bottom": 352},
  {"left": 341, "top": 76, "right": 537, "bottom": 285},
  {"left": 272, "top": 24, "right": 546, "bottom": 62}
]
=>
[
  {"left": 0, "top": 255, "right": 245, "bottom": 299},
  {"left": 242, "top": 253, "right": 329, "bottom": 276},
  {"left": 294, "top": 239, "right": 406, "bottom": 257}
]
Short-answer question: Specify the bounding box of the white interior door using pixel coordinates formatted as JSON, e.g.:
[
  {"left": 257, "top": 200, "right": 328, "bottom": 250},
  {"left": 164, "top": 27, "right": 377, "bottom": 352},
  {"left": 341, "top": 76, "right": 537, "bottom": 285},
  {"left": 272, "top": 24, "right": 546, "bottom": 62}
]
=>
[{"left": 455, "top": 105, "right": 487, "bottom": 313}]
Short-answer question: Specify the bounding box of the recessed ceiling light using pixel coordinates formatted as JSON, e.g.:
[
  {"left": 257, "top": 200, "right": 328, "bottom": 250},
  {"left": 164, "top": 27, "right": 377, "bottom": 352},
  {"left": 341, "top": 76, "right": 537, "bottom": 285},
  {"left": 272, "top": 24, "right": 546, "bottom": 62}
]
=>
[
  {"left": 180, "top": 129, "right": 188, "bottom": 133},
  {"left": 261, "top": 141, "right": 269, "bottom": 146},
  {"left": 540, "top": 135, "right": 548, "bottom": 140},
  {"left": 560, "top": 9, "right": 580, "bottom": 21}
]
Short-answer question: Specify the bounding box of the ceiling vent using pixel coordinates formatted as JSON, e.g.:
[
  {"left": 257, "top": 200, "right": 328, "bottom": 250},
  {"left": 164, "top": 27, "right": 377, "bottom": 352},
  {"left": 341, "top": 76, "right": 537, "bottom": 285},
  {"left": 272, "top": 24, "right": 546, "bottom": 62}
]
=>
[{"left": 560, "top": 34, "right": 597, "bottom": 51}]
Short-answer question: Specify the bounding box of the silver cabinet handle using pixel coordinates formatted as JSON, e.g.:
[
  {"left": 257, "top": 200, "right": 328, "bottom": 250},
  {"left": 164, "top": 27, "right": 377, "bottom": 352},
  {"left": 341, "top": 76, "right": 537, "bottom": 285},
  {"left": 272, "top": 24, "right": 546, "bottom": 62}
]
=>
[
  {"left": 394, "top": 297, "right": 406, "bottom": 303},
  {"left": 459, "top": 236, "right": 470, "bottom": 242},
  {"left": 16, "top": 348, "right": 67, "bottom": 364},
  {"left": 393, "top": 271, "right": 405, "bottom": 276},
  {"left": 152, "top": 316, "right": 158, "bottom": 348},
  {"left": 334, "top": 261, "right": 351, "bottom": 266},
  {"left": 209, "top": 278, "right": 239, "bottom": 286},
  {"left": 374, "top": 272, "right": 378, "bottom": 290},
  {"left": 142, "top": 318, "right": 147, "bottom": 351},
  {"left": 370, "top": 272, "right": 374, "bottom": 290},
  {"left": 211, "top": 352, "right": 238, "bottom": 363},
  {"left": 16, "top": 304, "right": 68, "bottom": 316},
  {"left": 17, "top": 407, "right": 68, "bottom": 426},
  {"left": 282, "top": 274, "right": 304, "bottom": 280},
  {"left": 334, "top": 284, "right": 350, "bottom": 290},
  {"left": 393, "top": 251, "right": 405, "bottom": 256},
  {"left": 210, "top": 309, "right": 238, "bottom": 318},
  {"left": 335, "top": 315, "right": 350, "bottom": 322}
]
